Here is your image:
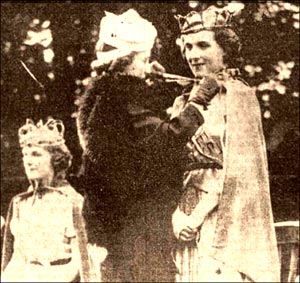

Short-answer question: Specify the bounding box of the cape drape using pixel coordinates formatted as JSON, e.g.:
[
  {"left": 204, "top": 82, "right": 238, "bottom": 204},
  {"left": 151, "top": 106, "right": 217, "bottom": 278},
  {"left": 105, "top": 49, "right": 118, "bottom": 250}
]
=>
[{"left": 212, "top": 78, "right": 280, "bottom": 282}]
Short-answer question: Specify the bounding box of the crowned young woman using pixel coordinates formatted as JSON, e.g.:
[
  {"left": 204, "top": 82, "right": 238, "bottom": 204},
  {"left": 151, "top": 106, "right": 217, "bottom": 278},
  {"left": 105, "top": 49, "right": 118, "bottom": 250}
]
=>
[
  {"left": 171, "top": 4, "right": 280, "bottom": 282},
  {"left": 1, "top": 119, "right": 93, "bottom": 282}
]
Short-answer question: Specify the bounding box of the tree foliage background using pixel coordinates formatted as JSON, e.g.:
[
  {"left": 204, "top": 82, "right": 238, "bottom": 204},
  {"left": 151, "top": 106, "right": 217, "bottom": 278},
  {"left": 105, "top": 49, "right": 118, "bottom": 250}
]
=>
[{"left": 1, "top": 1, "right": 299, "bottom": 221}]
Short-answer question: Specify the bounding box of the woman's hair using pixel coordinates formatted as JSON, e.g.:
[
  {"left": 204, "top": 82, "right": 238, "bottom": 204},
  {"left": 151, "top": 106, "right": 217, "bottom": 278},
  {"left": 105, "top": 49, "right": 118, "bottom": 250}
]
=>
[
  {"left": 213, "top": 27, "right": 242, "bottom": 68},
  {"left": 44, "top": 144, "right": 72, "bottom": 181}
]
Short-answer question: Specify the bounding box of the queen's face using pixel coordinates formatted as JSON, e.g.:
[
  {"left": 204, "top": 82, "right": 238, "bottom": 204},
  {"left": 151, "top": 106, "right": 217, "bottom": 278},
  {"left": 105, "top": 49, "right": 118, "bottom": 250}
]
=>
[
  {"left": 22, "top": 146, "right": 54, "bottom": 182},
  {"left": 183, "top": 30, "right": 225, "bottom": 78}
]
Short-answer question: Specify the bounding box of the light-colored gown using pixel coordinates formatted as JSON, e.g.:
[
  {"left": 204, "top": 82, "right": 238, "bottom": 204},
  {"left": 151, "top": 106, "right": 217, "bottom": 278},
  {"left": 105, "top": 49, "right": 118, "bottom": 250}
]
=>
[
  {"left": 171, "top": 84, "right": 237, "bottom": 282},
  {"left": 1, "top": 184, "right": 83, "bottom": 282},
  {"left": 171, "top": 73, "right": 280, "bottom": 282}
]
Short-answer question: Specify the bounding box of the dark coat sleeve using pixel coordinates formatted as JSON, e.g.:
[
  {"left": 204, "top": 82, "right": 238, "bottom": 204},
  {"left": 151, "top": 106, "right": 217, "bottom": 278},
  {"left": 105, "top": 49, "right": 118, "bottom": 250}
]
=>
[{"left": 77, "top": 74, "right": 203, "bottom": 167}]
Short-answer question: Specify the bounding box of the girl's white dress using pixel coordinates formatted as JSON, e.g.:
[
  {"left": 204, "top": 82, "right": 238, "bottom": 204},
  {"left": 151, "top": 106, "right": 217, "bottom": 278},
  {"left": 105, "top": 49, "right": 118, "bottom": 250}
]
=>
[{"left": 1, "top": 185, "right": 83, "bottom": 282}]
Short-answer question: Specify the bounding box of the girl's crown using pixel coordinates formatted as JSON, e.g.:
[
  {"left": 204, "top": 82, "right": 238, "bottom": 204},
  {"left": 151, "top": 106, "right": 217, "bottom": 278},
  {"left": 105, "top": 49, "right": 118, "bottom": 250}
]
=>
[{"left": 18, "top": 118, "right": 65, "bottom": 148}]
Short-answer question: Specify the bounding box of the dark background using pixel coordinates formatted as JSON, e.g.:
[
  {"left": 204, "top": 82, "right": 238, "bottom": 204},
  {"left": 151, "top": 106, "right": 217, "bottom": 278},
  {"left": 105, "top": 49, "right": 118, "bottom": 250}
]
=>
[{"left": 1, "top": 2, "right": 299, "bottom": 222}]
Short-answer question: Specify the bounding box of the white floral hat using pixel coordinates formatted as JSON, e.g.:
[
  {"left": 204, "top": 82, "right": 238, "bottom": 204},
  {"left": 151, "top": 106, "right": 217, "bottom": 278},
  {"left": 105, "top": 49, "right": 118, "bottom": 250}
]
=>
[{"left": 91, "top": 9, "right": 157, "bottom": 69}]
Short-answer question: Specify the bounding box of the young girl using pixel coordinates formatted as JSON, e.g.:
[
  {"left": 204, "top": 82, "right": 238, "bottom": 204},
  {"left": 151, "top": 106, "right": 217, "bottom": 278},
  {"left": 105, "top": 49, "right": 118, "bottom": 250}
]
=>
[{"left": 1, "top": 119, "right": 91, "bottom": 282}]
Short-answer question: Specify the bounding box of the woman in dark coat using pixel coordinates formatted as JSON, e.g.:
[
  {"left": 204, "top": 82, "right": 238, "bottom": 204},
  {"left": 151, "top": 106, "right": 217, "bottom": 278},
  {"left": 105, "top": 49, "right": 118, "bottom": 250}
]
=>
[{"left": 76, "top": 8, "right": 219, "bottom": 282}]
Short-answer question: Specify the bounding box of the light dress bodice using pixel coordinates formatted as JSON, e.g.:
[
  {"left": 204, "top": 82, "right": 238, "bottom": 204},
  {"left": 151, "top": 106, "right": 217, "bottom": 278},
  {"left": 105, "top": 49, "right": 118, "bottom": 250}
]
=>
[
  {"left": 2, "top": 187, "right": 80, "bottom": 282},
  {"left": 170, "top": 84, "right": 227, "bottom": 204},
  {"left": 10, "top": 189, "right": 76, "bottom": 264}
]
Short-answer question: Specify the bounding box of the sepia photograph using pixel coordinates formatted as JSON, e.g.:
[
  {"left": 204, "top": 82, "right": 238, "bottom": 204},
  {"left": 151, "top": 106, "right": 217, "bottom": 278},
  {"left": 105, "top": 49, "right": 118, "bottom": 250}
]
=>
[{"left": 1, "top": 1, "right": 299, "bottom": 282}]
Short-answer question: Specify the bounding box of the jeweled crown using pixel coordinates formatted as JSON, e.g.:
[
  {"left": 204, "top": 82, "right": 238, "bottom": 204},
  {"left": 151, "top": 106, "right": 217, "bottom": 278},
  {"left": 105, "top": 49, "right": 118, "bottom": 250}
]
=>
[
  {"left": 18, "top": 119, "right": 65, "bottom": 148},
  {"left": 176, "top": 4, "right": 244, "bottom": 35}
]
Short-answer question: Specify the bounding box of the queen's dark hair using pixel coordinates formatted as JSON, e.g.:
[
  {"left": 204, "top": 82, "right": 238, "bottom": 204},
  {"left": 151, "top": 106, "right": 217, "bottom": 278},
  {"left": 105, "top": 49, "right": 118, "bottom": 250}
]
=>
[{"left": 213, "top": 27, "right": 242, "bottom": 68}]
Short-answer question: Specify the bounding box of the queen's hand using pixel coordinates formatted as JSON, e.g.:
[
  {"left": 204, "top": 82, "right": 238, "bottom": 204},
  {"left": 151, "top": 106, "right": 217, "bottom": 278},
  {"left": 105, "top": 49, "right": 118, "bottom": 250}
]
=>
[
  {"left": 178, "top": 226, "right": 198, "bottom": 242},
  {"left": 172, "top": 207, "right": 198, "bottom": 241}
]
